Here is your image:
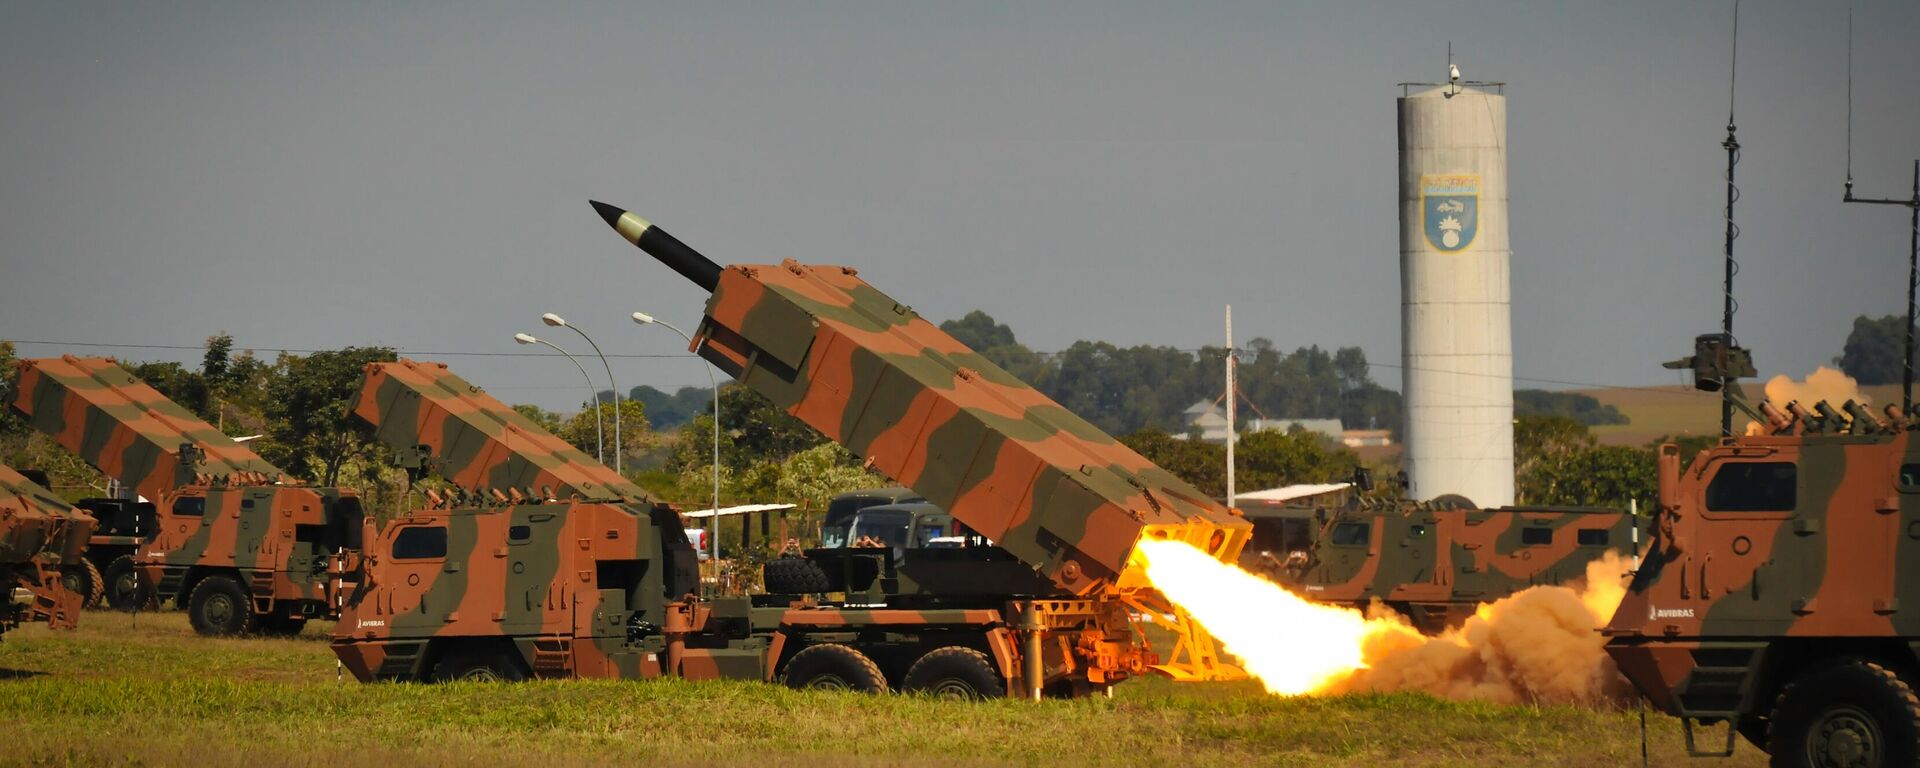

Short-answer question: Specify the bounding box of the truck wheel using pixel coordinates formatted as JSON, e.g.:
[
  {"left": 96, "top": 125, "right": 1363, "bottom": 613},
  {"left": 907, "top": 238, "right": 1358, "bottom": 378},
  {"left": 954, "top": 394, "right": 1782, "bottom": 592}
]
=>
[
  {"left": 431, "top": 647, "right": 530, "bottom": 682},
  {"left": 60, "top": 560, "right": 105, "bottom": 608},
  {"left": 103, "top": 555, "right": 152, "bottom": 612},
  {"left": 187, "top": 576, "right": 255, "bottom": 636},
  {"left": 782, "top": 644, "right": 888, "bottom": 693},
  {"left": 763, "top": 557, "right": 831, "bottom": 594},
  {"left": 902, "top": 646, "right": 1004, "bottom": 700},
  {"left": 1767, "top": 658, "right": 1920, "bottom": 768}
]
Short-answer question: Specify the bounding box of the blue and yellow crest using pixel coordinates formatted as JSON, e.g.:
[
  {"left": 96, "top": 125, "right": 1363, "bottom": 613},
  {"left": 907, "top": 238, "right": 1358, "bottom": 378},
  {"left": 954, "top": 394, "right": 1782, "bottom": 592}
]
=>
[{"left": 1421, "top": 174, "right": 1479, "bottom": 252}]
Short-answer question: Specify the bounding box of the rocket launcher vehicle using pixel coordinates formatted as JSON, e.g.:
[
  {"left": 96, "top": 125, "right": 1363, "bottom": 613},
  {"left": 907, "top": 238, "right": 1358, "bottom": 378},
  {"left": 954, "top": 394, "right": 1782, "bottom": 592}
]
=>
[
  {"left": 591, "top": 201, "right": 1252, "bottom": 599},
  {"left": 0, "top": 465, "right": 94, "bottom": 633},
  {"left": 351, "top": 359, "right": 659, "bottom": 504},
  {"left": 10, "top": 356, "right": 285, "bottom": 501}
]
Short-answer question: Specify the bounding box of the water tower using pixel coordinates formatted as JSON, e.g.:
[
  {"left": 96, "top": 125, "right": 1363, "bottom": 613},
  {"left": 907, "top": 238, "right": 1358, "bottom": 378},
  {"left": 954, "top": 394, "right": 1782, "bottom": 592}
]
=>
[{"left": 1397, "top": 74, "right": 1515, "bottom": 507}]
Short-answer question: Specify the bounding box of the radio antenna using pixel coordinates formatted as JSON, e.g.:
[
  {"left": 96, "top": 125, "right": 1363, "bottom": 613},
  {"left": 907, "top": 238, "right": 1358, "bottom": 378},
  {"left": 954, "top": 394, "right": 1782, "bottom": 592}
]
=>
[
  {"left": 1841, "top": 3, "right": 1920, "bottom": 421},
  {"left": 1717, "top": 0, "right": 1743, "bottom": 436}
]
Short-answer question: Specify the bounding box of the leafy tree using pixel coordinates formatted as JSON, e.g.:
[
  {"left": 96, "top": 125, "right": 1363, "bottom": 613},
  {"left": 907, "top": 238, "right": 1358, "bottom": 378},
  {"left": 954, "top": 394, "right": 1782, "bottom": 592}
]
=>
[
  {"left": 775, "top": 443, "right": 886, "bottom": 513},
  {"left": 629, "top": 385, "right": 713, "bottom": 430},
  {"left": 557, "top": 399, "right": 651, "bottom": 468},
  {"left": 263, "top": 346, "right": 397, "bottom": 485},
  {"left": 668, "top": 385, "right": 826, "bottom": 474},
  {"left": 511, "top": 404, "right": 563, "bottom": 433},
  {"left": 1515, "top": 390, "right": 1627, "bottom": 426},
  {"left": 1522, "top": 445, "right": 1656, "bottom": 509},
  {"left": 938, "top": 310, "right": 1052, "bottom": 386},
  {"left": 128, "top": 361, "right": 213, "bottom": 421},
  {"left": 1121, "top": 426, "right": 1360, "bottom": 498},
  {"left": 1837, "top": 314, "right": 1916, "bottom": 385}
]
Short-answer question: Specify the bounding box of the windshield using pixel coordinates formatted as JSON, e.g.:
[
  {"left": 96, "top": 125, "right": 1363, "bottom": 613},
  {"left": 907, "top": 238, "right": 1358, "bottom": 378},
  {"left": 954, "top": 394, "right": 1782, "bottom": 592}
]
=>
[
  {"left": 821, "top": 520, "right": 853, "bottom": 549},
  {"left": 851, "top": 510, "right": 912, "bottom": 549}
]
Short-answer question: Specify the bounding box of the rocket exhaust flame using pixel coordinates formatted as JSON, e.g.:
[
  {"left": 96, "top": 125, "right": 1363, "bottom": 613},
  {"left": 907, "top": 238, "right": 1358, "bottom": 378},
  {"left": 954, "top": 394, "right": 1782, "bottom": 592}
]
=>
[{"left": 1138, "top": 540, "right": 1635, "bottom": 704}]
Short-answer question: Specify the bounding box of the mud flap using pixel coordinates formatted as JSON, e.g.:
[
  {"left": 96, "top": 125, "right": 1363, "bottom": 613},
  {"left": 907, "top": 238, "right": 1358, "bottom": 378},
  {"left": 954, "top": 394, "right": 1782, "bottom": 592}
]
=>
[{"left": 1681, "top": 716, "right": 1739, "bottom": 758}]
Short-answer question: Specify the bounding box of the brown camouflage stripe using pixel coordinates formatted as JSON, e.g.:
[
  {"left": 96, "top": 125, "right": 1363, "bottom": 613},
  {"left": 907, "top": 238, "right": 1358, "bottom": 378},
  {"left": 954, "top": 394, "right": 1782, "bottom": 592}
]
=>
[
  {"left": 686, "top": 260, "right": 1250, "bottom": 596},
  {"left": 11, "top": 356, "right": 282, "bottom": 501},
  {"left": 352, "top": 360, "right": 655, "bottom": 502}
]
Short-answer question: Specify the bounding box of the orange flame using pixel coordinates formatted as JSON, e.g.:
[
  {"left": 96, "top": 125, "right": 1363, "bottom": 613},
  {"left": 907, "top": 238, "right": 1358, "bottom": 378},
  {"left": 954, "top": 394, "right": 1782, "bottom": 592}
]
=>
[{"left": 1138, "top": 541, "right": 1634, "bottom": 704}]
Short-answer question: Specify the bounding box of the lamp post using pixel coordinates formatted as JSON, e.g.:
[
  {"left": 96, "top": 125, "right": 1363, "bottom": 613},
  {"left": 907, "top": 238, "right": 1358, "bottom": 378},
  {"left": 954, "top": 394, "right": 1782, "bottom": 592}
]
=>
[
  {"left": 514, "top": 332, "right": 604, "bottom": 464},
  {"left": 543, "top": 313, "right": 622, "bottom": 474},
  {"left": 634, "top": 311, "right": 722, "bottom": 567}
]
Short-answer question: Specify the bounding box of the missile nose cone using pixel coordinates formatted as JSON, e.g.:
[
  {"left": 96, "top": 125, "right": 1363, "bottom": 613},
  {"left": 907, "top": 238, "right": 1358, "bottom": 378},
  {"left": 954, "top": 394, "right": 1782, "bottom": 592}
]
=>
[{"left": 589, "top": 200, "right": 626, "bottom": 228}]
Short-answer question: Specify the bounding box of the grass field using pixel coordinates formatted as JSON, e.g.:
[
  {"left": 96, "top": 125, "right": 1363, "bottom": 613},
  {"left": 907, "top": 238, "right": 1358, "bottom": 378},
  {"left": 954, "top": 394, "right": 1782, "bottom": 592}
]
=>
[{"left": 0, "top": 612, "right": 1768, "bottom": 767}]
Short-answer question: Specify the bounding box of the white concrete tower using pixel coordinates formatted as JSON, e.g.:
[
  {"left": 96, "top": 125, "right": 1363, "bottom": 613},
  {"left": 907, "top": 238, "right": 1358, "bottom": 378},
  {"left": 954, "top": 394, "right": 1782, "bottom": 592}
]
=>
[{"left": 1397, "top": 81, "right": 1515, "bottom": 506}]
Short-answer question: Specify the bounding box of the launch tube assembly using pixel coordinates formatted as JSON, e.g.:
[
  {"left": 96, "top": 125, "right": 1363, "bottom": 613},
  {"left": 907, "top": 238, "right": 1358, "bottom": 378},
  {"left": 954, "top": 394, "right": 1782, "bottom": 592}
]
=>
[{"left": 592, "top": 199, "right": 1250, "bottom": 598}]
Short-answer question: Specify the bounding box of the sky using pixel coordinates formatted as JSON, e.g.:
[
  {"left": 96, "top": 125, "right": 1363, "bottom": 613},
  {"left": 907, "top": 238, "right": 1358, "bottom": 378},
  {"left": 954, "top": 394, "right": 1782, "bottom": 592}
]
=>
[{"left": 2, "top": 2, "right": 1916, "bottom": 412}]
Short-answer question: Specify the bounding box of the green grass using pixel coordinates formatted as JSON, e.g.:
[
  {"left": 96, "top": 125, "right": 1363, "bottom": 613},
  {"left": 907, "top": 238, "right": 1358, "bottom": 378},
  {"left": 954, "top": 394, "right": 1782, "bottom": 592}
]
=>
[{"left": 1, "top": 612, "right": 1765, "bottom": 767}]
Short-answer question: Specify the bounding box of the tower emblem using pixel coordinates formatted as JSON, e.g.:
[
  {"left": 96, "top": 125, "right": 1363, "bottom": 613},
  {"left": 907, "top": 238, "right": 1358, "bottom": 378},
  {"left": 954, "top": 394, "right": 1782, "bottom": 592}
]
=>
[{"left": 1421, "top": 174, "right": 1480, "bottom": 252}]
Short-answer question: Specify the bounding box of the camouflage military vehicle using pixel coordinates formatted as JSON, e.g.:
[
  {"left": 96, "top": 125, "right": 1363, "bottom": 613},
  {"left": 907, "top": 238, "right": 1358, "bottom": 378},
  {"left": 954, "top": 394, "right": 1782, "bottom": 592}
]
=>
[
  {"left": 5, "top": 468, "right": 146, "bottom": 610},
  {"left": 0, "top": 465, "right": 93, "bottom": 637},
  {"left": 1606, "top": 336, "right": 1920, "bottom": 767},
  {"left": 1281, "top": 496, "right": 1637, "bottom": 633},
  {"left": 9, "top": 356, "right": 365, "bottom": 636},
  {"left": 330, "top": 203, "right": 1255, "bottom": 697}
]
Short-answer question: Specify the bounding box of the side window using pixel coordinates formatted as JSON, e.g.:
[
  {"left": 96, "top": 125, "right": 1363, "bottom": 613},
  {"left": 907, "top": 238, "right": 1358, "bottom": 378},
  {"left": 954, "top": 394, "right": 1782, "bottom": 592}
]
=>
[
  {"left": 172, "top": 497, "right": 206, "bottom": 518},
  {"left": 1577, "top": 529, "right": 1610, "bottom": 547},
  {"left": 1705, "top": 462, "right": 1797, "bottom": 512},
  {"left": 508, "top": 525, "right": 532, "bottom": 544},
  {"left": 1521, "top": 527, "right": 1553, "bottom": 546},
  {"left": 391, "top": 527, "right": 448, "bottom": 560},
  {"left": 1329, "top": 522, "right": 1370, "bottom": 546},
  {"left": 1407, "top": 524, "right": 1429, "bottom": 538},
  {"left": 1900, "top": 463, "right": 1920, "bottom": 492}
]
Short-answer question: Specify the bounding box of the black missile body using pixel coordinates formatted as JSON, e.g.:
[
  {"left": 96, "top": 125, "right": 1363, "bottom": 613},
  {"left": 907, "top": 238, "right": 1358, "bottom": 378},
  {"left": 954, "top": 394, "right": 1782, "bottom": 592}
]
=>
[{"left": 591, "top": 200, "right": 722, "bottom": 292}]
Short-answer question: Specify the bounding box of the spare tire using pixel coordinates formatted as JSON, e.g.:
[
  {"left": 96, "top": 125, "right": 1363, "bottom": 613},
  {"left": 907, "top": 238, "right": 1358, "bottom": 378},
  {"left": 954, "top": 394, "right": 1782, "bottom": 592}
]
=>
[{"left": 763, "top": 557, "right": 831, "bottom": 594}]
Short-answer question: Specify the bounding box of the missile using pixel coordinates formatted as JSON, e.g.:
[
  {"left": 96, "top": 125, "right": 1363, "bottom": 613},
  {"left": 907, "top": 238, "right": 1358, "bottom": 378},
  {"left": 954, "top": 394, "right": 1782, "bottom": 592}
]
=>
[{"left": 590, "top": 200, "right": 721, "bottom": 292}]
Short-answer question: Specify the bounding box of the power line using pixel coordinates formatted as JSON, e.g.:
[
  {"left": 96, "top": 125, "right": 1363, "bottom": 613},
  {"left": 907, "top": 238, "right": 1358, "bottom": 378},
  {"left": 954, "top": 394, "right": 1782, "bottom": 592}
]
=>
[{"left": 4, "top": 336, "right": 1717, "bottom": 397}]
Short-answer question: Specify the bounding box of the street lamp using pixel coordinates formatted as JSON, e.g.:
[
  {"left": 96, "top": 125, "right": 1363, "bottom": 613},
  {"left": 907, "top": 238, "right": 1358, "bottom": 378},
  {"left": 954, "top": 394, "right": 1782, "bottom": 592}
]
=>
[
  {"left": 634, "top": 311, "right": 722, "bottom": 567},
  {"left": 542, "top": 312, "right": 623, "bottom": 474},
  {"left": 514, "top": 332, "right": 604, "bottom": 464}
]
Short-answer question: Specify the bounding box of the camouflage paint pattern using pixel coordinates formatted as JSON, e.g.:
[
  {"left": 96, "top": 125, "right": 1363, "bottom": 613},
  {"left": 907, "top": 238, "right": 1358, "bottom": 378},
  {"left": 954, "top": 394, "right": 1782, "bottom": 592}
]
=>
[
  {"left": 351, "top": 360, "right": 658, "bottom": 503},
  {"left": 8, "top": 357, "right": 359, "bottom": 628},
  {"left": 335, "top": 358, "right": 1148, "bottom": 694},
  {"left": 1293, "top": 501, "right": 1636, "bottom": 632},
  {"left": 594, "top": 205, "right": 1250, "bottom": 598},
  {"left": 11, "top": 356, "right": 285, "bottom": 502},
  {"left": 1604, "top": 424, "right": 1920, "bottom": 732},
  {"left": 0, "top": 464, "right": 95, "bottom": 634}
]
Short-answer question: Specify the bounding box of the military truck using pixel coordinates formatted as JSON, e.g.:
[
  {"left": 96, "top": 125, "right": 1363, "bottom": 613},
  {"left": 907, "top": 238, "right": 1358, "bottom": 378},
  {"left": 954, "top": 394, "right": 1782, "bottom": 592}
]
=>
[
  {"left": 0, "top": 465, "right": 93, "bottom": 637},
  {"left": 10, "top": 356, "right": 365, "bottom": 635},
  {"left": 6, "top": 468, "right": 146, "bottom": 610},
  {"left": 1605, "top": 336, "right": 1920, "bottom": 767},
  {"left": 1277, "top": 495, "right": 1637, "bottom": 633},
  {"left": 330, "top": 204, "right": 1256, "bottom": 697}
]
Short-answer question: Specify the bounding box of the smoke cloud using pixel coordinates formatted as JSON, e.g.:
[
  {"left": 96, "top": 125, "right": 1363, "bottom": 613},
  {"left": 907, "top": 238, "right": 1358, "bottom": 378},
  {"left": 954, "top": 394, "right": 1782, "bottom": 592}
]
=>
[
  {"left": 1324, "top": 552, "right": 1635, "bottom": 706},
  {"left": 1763, "top": 366, "right": 1868, "bottom": 410}
]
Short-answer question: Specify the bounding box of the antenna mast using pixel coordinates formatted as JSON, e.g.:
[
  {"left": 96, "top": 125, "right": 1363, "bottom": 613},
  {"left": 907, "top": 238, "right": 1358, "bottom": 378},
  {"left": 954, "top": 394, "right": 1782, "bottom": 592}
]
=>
[
  {"left": 1718, "top": 0, "right": 1743, "bottom": 437},
  {"left": 1841, "top": 7, "right": 1920, "bottom": 420}
]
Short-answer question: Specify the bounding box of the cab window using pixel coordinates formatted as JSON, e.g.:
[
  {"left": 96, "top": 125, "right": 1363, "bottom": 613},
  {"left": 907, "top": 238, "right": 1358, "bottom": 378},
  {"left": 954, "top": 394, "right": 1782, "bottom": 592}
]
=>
[
  {"left": 391, "top": 527, "right": 448, "bottom": 560},
  {"left": 1577, "top": 529, "right": 1610, "bottom": 547},
  {"left": 1705, "top": 462, "right": 1797, "bottom": 512},
  {"left": 1900, "top": 463, "right": 1920, "bottom": 491},
  {"left": 1329, "top": 522, "right": 1370, "bottom": 546},
  {"left": 1521, "top": 527, "right": 1553, "bottom": 546},
  {"left": 171, "top": 497, "right": 205, "bottom": 518}
]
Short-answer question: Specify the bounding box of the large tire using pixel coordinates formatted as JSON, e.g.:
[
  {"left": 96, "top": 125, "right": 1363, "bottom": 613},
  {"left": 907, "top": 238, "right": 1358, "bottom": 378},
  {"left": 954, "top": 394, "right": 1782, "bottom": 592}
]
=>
[
  {"left": 781, "top": 643, "right": 888, "bottom": 693},
  {"left": 902, "top": 646, "right": 1004, "bottom": 700},
  {"left": 60, "top": 559, "right": 105, "bottom": 608},
  {"left": 103, "top": 555, "right": 152, "bottom": 612},
  {"left": 186, "top": 576, "right": 255, "bottom": 636},
  {"left": 431, "top": 646, "right": 530, "bottom": 682},
  {"left": 1767, "top": 657, "right": 1920, "bottom": 768},
  {"left": 763, "top": 557, "right": 831, "bottom": 594}
]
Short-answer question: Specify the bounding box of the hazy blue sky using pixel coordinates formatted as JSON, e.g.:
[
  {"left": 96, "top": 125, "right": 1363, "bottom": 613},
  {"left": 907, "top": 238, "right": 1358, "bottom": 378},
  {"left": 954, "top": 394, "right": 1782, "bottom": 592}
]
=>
[{"left": 2, "top": 2, "right": 1915, "bottom": 411}]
